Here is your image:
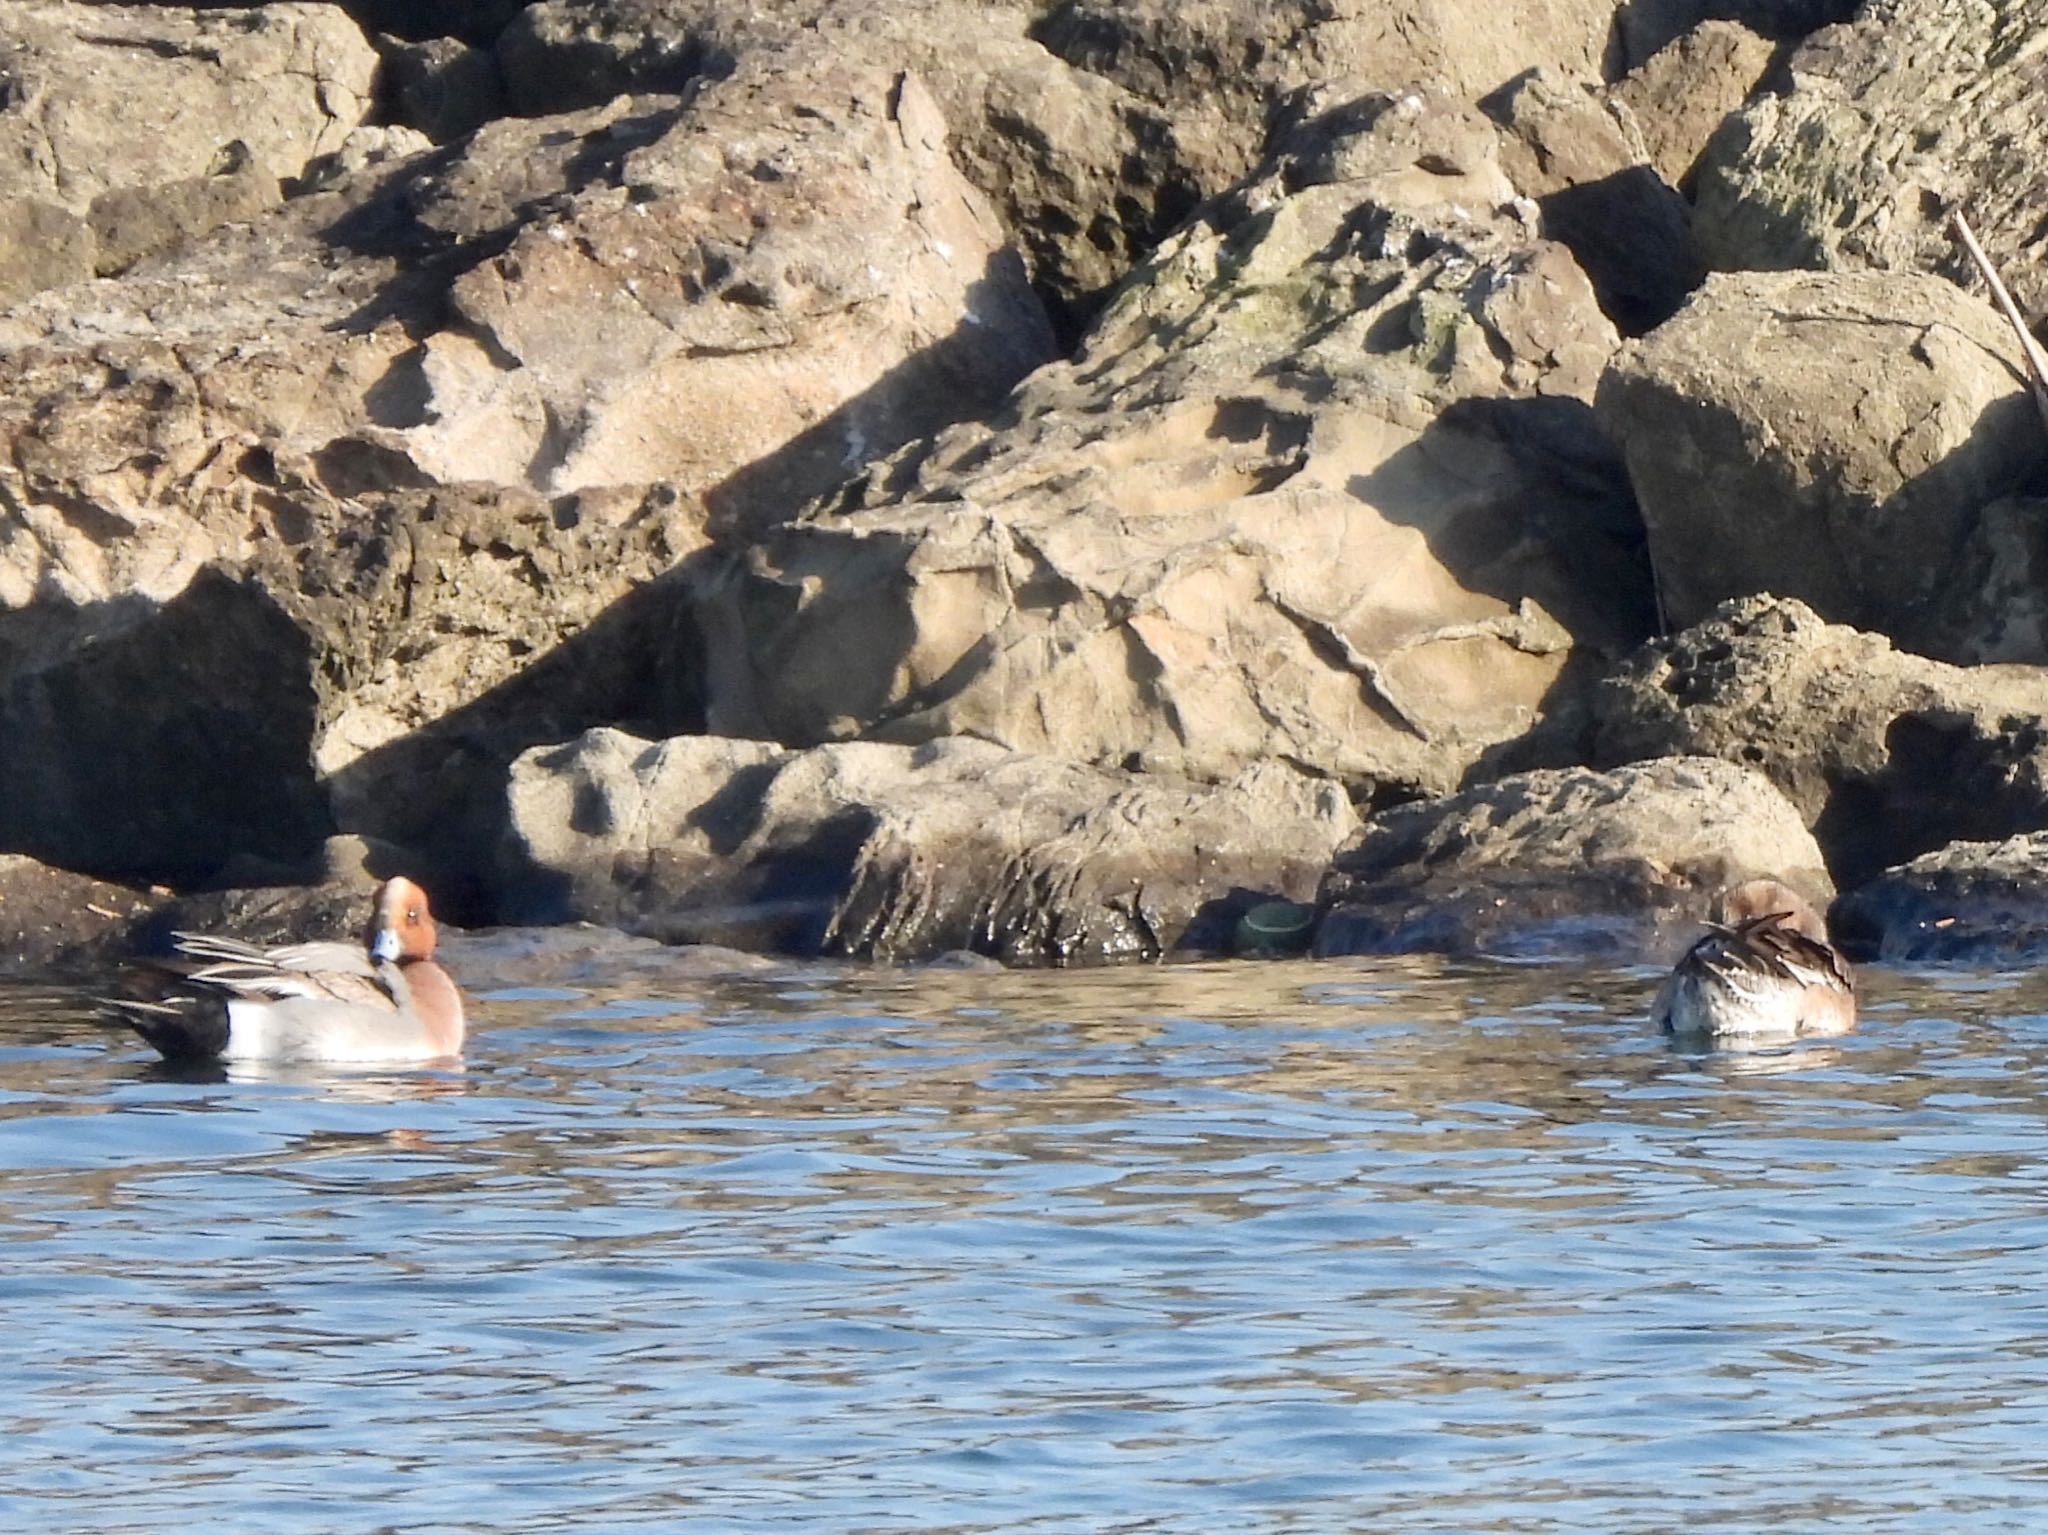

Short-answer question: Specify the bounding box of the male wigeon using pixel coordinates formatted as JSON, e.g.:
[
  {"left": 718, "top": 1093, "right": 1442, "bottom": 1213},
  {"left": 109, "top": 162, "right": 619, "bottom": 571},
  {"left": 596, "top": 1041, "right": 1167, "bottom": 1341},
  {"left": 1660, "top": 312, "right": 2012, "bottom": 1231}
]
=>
[
  {"left": 1652, "top": 878, "right": 1855, "bottom": 1041},
  {"left": 107, "top": 876, "right": 466, "bottom": 1064}
]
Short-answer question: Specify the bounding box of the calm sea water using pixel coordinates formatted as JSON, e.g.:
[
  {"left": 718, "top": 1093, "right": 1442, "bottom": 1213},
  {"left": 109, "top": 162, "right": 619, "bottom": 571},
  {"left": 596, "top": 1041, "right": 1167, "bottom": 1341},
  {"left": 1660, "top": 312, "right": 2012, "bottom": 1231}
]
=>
[{"left": 6, "top": 929, "right": 2048, "bottom": 1533}]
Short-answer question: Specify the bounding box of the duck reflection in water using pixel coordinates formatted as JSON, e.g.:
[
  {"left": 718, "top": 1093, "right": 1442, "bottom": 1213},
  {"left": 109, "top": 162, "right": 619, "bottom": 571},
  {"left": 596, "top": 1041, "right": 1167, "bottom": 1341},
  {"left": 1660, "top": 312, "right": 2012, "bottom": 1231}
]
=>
[{"left": 1653, "top": 878, "right": 1855, "bottom": 1042}]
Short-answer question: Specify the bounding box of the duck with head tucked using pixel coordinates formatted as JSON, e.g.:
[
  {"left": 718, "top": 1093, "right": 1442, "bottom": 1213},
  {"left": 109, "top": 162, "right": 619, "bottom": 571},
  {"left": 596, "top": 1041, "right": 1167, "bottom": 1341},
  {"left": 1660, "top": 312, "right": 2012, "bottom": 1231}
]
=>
[
  {"left": 107, "top": 876, "right": 466, "bottom": 1065},
  {"left": 1653, "top": 878, "right": 1854, "bottom": 1041}
]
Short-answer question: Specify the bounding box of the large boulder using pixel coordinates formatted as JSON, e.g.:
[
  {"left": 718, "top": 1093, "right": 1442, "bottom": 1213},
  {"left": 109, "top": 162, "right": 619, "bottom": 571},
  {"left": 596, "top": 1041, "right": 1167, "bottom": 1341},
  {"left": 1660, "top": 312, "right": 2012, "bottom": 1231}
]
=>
[
  {"left": 496, "top": 0, "right": 1686, "bottom": 332},
  {"left": 0, "top": 470, "right": 705, "bottom": 895},
  {"left": 1694, "top": 0, "right": 2048, "bottom": 321},
  {"left": 1316, "top": 755, "right": 1829, "bottom": 958},
  {"left": 0, "top": 854, "right": 163, "bottom": 979},
  {"left": 0, "top": 2, "right": 379, "bottom": 298},
  {"left": 1835, "top": 833, "right": 2048, "bottom": 963},
  {"left": 1597, "top": 270, "right": 2045, "bottom": 656},
  {"left": 0, "top": 56, "right": 1053, "bottom": 894},
  {"left": 1591, "top": 597, "right": 2048, "bottom": 888},
  {"left": 420, "top": 57, "right": 1055, "bottom": 501},
  {"left": 497, "top": 0, "right": 1238, "bottom": 330},
  {"left": 498, "top": 731, "right": 1360, "bottom": 963},
  {"left": 694, "top": 90, "right": 1655, "bottom": 800}
]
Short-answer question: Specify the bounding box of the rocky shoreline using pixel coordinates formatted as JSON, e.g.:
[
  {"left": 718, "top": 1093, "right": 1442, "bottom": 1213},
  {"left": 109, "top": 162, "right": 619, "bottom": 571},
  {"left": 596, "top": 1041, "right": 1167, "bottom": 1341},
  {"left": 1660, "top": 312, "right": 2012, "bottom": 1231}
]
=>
[{"left": 5, "top": 0, "right": 2047, "bottom": 976}]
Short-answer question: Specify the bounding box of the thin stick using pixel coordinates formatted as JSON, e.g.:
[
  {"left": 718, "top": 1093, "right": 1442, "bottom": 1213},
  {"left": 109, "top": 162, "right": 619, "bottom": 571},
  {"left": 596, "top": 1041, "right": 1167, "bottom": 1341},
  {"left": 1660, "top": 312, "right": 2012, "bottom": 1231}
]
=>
[{"left": 1951, "top": 209, "right": 2048, "bottom": 430}]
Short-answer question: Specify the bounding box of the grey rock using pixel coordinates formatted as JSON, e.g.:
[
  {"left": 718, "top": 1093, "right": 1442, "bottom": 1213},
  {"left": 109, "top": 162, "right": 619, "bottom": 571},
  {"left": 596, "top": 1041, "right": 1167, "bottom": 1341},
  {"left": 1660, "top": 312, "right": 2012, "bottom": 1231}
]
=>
[
  {"left": 1591, "top": 596, "right": 2048, "bottom": 888},
  {"left": 89, "top": 162, "right": 281, "bottom": 276},
  {"left": 499, "top": 732, "right": 1361, "bottom": 964},
  {"left": 1693, "top": 0, "right": 2048, "bottom": 322},
  {"left": 1317, "top": 756, "right": 1830, "bottom": 959},
  {"left": 376, "top": 34, "right": 507, "bottom": 143},
  {"left": 1597, "top": 270, "right": 2045, "bottom": 654},
  {"left": 1835, "top": 833, "right": 2048, "bottom": 964}
]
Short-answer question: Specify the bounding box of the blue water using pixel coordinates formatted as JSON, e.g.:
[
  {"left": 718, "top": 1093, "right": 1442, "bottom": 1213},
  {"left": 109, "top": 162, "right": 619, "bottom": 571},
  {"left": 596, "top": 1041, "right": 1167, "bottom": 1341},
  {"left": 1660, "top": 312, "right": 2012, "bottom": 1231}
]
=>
[{"left": 5, "top": 932, "right": 2048, "bottom": 1532}]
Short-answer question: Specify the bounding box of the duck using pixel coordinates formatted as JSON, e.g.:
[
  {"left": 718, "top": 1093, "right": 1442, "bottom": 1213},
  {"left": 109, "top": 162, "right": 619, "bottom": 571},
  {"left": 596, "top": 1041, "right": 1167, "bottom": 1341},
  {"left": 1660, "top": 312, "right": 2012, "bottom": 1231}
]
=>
[
  {"left": 106, "top": 876, "right": 466, "bottom": 1065},
  {"left": 1652, "top": 877, "right": 1855, "bottom": 1041}
]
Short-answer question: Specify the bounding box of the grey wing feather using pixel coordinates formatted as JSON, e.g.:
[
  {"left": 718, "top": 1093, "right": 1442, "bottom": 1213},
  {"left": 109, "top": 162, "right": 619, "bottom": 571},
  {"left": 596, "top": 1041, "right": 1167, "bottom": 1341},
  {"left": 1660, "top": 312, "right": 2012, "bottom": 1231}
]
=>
[{"left": 173, "top": 933, "right": 401, "bottom": 1012}]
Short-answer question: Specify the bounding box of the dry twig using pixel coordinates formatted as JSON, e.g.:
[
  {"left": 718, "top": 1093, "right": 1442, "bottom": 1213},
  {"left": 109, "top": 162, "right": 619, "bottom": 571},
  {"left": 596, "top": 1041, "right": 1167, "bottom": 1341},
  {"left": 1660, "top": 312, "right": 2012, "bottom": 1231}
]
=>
[{"left": 1951, "top": 209, "right": 2048, "bottom": 431}]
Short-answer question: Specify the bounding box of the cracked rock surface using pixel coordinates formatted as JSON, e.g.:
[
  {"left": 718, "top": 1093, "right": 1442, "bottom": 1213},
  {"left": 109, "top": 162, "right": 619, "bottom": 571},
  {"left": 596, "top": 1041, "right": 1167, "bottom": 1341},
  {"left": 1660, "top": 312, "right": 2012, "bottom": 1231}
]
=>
[
  {"left": 692, "top": 89, "right": 1655, "bottom": 801},
  {"left": 1316, "top": 755, "right": 1830, "bottom": 959},
  {"left": 1597, "top": 269, "right": 2047, "bottom": 656},
  {"left": 0, "top": 2, "right": 378, "bottom": 287},
  {"left": 500, "top": 730, "right": 1359, "bottom": 964},
  {"left": 1590, "top": 597, "right": 2048, "bottom": 889},
  {"left": 1696, "top": 0, "right": 2048, "bottom": 321}
]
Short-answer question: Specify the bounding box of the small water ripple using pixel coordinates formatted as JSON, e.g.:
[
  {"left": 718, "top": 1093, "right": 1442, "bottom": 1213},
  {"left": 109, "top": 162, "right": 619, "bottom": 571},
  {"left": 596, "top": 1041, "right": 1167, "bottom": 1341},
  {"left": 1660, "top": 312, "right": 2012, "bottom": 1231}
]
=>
[{"left": 3, "top": 953, "right": 2048, "bottom": 1530}]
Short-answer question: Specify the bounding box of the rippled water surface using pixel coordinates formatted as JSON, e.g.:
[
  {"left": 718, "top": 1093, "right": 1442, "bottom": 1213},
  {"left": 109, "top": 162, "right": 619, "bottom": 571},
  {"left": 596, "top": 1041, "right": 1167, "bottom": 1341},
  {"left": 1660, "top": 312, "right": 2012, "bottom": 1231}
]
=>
[{"left": 9, "top": 934, "right": 2048, "bottom": 1532}]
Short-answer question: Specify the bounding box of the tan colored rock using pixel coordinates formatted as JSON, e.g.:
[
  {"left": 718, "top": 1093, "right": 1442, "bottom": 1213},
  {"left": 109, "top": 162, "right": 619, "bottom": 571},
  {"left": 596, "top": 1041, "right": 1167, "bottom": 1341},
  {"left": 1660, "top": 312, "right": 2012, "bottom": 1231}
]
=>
[
  {"left": 500, "top": 731, "right": 1360, "bottom": 963},
  {"left": 0, "top": 465, "right": 706, "bottom": 890},
  {"left": 0, "top": 199, "right": 91, "bottom": 305},
  {"left": 696, "top": 90, "right": 1653, "bottom": 798},
  {"left": 1486, "top": 68, "right": 1701, "bottom": 332},
  {"left": 0, "top": 52, "right": 1054, "bottom": 888},
  {"left": 1316, "top": 756, "right": 1830, "bottom": 958},
  {"left": 1612, "top": 1, "right": 1849, "bottom": 69},
  {"left": 1612, "top": 19, "right": 1778, "bottom": 190},
  {"left": 89, "top": 162, "right": 282, "bottom": 277},
  {"left": 496, "top": 0, "right": 1236, "bottom": 329},
  {"left": 1694, "top": 0, "right": 2048, "bottom": 320},
  {"left": 1591, "top": 596, "right": 2048, "bottom": 887},
  {"left": 0, "top": 2, "right": 377, "bottom": 297},
  {"left": 425, "top": 56, "right": 1053, "bottom": 499},
  {"left": 1036, "top": 0, "right": 1619, "bottom": 117},
  {"left": 1596, "top": 270, "right": 2044, "bottom": 652},
  {"left": 495, "top": 0, "right": 1641, "bottom": 331}
]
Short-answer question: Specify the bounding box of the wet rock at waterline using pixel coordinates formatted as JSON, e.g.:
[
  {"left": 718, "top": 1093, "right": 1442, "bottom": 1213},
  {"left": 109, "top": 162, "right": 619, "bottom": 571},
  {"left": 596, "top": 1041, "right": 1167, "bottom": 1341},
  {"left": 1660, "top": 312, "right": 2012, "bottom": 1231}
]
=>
[
  {"left": 696, "top": 89, "right": 1654, "bottom": 799},
  {"left": 1591, "top": 597, "right": 2048, "bottom": 889},
  {"left": 0, "top": 854, "right": 162, "bottom": 979},
  {"left": 1315, "top": 756, "right": 1828, "bottom": 959},
  {"left": 1835, "top": 843, "right": 2048, "bottom": 961},
  {"left": 1834, "top": 833, "right": 2048, "bottom": 964},
  {"left": 499, "top": 731, "right": 1360, "bottom": 964},
  {"left": 1597, "top": 270, "right": 2046, "bottom": 655}
]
